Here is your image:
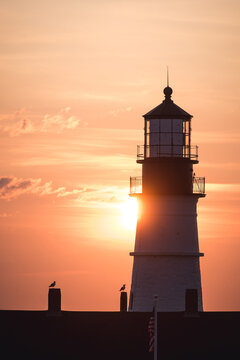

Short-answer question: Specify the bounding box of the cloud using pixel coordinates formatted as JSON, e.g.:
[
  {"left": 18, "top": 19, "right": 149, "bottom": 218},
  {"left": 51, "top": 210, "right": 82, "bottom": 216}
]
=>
[
  {"left": 0, "top": 108, "right": 35, "bottom": 136},
  {"left": 72, "top": 185, "right": 129, "bottom": 209},
  {"left": 0, "top": 175, "right": 97, "bottom": 201},
  {"left": 0, "top": 177, "right": 12, "bottom": 188},
  {"left": 0, "top": 176, "right": 42, "bottom": 199},
  {"left": 11, "top": 118, "right": 35, "bottom": 136},
  {"left": 41, "top": 107, "right": 83, "bottom": 133},
  {"left": 0, "top": 107, "right": 86, "bottom": 136},
  {"left": 107, "top": 106, "right": 132, "bottom": 117}
]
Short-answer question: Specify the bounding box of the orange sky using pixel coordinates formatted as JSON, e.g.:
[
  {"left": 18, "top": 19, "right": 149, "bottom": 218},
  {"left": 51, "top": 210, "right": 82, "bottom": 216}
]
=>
[{"left": 0, "top": 0, "right": 240, "bottom": 311}]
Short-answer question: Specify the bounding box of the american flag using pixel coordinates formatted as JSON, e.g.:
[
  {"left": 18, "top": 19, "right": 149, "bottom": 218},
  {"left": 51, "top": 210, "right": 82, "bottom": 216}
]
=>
[{"left": 148, "top": 312, "right": 154, "bottom": 352}]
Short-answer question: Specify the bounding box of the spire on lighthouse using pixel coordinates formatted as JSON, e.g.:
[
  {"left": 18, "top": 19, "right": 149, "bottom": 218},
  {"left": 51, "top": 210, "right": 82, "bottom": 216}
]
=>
[
  {"left": 164, "top": 66, "right": 172, "bottom": 100},
  {"left": 164, "top": 66, "right": 173, "bottom": 101}
]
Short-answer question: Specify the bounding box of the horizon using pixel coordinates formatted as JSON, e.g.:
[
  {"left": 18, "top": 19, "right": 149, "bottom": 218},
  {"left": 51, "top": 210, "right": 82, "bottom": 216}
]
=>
[{"left": 0, "top": 0, "right": 240, "bottom": 311}]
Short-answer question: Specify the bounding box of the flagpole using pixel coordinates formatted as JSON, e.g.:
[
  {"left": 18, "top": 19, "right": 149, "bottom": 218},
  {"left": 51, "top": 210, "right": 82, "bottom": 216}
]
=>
[{"left": 154, "top": 295, "right": 158, "bottom": 360}]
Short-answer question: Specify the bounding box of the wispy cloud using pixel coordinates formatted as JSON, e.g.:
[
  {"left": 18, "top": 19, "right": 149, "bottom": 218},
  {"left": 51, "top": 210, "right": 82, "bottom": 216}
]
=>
[
  {"left": 8, "top": 126, "right": 141, "bottom": 168},
  {"left": 206, "top": 183, "right": 240, "bottom": 192},
  {"left": 0, "top": 107, "right": 86, "bottom": 136},
  {"left": 0, "top": 175, "right": 129, "bottom": 209},
  {"left": 107, "top": 106, "right": 132, "bottom": 117},
  {"left": 0, "top": 108, "right": 35, "bottom": 136},
  {"left": 73, "top": 185, "right": 128, "bottom": 208},
  {"left": 81, "top": 92, "right": 122, "bottom": 102},
  {"left": 0, "top": 176, "right": 43, "bottom": 199},
  {"left": 14, "top": 152, "right": 136, "bottom": 169},
  {"left": 194, "top": 131, "right": 240, "bottom": 144},
  {"left": 41, "top": 107, "right": 85, "bottom": 133},
  {"left": 201, "top": 162, "right": 240, "bottom": 170},
  {"left": 0, "top": 175, "right": 94, "bottom": 200}
]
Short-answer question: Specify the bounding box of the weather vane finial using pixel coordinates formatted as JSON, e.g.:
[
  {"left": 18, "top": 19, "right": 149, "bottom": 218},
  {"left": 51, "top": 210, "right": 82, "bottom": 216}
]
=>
[{"left": 167, "top": 66, "right": 169, "bottom": 87}]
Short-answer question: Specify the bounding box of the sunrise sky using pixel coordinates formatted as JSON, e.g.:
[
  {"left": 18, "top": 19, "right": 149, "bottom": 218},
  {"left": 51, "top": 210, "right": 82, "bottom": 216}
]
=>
[{"left": 0, "top": 0, "right": 240, "bottom": 311}]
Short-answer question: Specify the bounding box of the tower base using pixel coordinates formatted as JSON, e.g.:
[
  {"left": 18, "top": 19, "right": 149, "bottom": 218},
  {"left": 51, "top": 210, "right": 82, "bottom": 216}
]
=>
[{"left": 129, "top": 254, "right": 203, "bottom": 312}]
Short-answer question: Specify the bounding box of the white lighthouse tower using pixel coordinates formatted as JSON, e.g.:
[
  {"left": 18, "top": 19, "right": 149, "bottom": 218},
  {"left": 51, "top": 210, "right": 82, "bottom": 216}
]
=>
[{"left": 129, "top": 85, "right": 205, "bottom": 312}]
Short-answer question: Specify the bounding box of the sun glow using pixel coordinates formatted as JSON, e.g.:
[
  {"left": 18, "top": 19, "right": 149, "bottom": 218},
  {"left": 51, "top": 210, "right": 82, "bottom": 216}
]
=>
[{"left": 120, "top": 197, "right": 138, "bottom": 230}]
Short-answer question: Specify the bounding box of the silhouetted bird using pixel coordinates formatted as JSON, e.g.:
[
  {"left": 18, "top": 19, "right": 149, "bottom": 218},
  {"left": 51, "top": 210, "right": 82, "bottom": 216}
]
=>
[
  {"left": 119, "top": 284, "right": 126, "bottom": 291},
  {"left": 49, "top": 281, "right": 56, "bottom": 288}
]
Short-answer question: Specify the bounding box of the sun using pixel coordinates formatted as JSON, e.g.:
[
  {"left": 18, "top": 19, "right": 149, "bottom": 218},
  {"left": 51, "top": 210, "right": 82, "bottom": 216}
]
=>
[{"left": 120, "top": 197, "right": 138, "bottom": 230}]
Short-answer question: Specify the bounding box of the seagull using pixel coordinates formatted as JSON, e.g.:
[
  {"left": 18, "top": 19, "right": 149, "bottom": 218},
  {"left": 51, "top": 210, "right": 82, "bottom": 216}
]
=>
[
  {"left": 49, "top": 281, "right": 56, "bottom": 288},
  {"left": 119, "top": 284, "right": 126, "bottom": 292}
]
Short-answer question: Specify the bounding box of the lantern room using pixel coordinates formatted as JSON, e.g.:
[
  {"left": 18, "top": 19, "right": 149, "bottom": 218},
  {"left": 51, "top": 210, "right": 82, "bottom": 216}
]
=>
[{"left": 139, "top": 86, "right": 198, "bottom": 161}]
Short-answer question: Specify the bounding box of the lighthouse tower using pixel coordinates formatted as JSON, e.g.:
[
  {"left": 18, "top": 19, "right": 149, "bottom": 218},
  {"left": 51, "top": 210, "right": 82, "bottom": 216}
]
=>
[{"left": 129, "top": 85, "right": 205, "bottom": 312}]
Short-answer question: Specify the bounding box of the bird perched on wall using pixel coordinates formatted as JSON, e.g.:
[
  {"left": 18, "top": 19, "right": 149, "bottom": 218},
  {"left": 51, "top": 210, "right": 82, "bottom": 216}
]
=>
[
  {"left": 49, "top": 281, "right": 56, "bottom": 287},
  {"left": 119, "top": 284, "right": 126, "bottom": 291}
]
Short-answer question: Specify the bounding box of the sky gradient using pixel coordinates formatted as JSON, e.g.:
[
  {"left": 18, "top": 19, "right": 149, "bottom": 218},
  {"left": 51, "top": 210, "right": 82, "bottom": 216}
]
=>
[{"left": 0, "top": 0, "right": 240, "bottom": 311}]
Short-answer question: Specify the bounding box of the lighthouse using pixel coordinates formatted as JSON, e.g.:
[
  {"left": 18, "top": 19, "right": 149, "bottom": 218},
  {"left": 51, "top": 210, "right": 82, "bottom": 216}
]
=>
[{"left": 129, "top": 85, "right": 205, "bottom": 312}]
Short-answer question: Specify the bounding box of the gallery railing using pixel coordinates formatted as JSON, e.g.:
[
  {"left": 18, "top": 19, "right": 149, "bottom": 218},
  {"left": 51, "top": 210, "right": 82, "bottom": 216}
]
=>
[
  {"left": 137, "top": 144, "right": 198, "bottom": 161},
  {"left": 129, "top": 176, "right": 205, "bottom": 195}
]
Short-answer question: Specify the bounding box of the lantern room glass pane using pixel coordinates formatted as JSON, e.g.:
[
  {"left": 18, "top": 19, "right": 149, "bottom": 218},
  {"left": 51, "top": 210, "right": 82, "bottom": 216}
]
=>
[
  {"left": 151, "top": 133, "right": 159, "bottom": 145},
  {"left": 172, "top": 119, "right": 182, "bottom": 133},
  {"left": 146, "top": 133, "right": 150, "bottom": 146},
  {"left": 160, "top": 133, "right": 171, "bottom": 145},
  {"left": 161, "top": 119, "right": 171, "bottom": 132},
  {"left": 173, "top": 133, "right": 183, "bottom": 145},
  {"left": 146, "top": 120, "right": 150, "bottom": 134},
  {"left": 150, "top": 119, "right": 159, "bottom": 133}
]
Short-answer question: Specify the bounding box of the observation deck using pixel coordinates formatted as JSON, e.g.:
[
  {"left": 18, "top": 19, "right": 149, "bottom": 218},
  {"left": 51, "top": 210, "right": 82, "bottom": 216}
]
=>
[{"left": 130, "top": 176, "right": 205, "bottom": 196}]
